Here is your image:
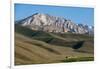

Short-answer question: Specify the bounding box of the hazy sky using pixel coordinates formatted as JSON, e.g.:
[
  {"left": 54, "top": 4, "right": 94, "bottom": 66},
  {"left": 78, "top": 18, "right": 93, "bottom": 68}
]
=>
[{"left": 15, "top": 3, "right": 94, "bottom": 26}]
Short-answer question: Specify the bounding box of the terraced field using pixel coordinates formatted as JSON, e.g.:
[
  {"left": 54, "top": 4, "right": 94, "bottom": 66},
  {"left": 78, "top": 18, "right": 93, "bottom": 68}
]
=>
[{"left": 15, "top": 25, "right": 94, "bottom": 65}]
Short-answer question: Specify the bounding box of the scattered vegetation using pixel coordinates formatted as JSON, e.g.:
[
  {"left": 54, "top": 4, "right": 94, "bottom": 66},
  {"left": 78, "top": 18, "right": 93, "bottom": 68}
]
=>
[{"left": 62, "top": 56, "right": 94, "bottom": 62}]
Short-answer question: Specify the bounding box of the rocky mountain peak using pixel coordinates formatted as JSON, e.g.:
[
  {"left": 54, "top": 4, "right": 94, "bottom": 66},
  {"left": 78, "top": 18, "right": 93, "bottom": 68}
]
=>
[{"left": 16, "top": 13, "right": 94, "bottom": 34}]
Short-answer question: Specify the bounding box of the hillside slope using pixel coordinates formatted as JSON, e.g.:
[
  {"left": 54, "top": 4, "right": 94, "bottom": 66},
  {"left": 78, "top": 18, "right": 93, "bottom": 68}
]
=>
[
  {"left": 15, "top": 25, "right": 94, "bottom": 65},
  {"left": 15, "top": 33, "right": 93, "bottom": 65}
]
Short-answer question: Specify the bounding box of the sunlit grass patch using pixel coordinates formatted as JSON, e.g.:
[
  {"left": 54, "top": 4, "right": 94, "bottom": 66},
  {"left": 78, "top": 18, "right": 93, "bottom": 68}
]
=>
[{"left": 62, "top": 56, "right": 94, "bottom": 62}]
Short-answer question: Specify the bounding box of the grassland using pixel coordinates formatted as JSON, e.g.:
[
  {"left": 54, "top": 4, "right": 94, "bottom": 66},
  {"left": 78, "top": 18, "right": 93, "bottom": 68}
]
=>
[
  {"left": 15, "top": 24, "right": 94, "bottom": 65},
  {"left": 62, "top": 57, "right": 94, "bottom": 62}
]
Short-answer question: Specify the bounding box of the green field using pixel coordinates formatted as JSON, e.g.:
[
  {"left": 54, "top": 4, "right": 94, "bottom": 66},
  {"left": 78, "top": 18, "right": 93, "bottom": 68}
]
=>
[{"left": 15, "top": 24, "right": 94, "bottom": 65}]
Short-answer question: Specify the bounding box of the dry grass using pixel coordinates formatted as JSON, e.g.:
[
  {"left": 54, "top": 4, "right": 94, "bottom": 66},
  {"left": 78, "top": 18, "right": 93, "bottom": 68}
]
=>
[
  {"left": 15, "top": 25, "right": 94, "bottom": 65},
  {"left": 15, "top": 33, "right": 94, "bottom": 65}
]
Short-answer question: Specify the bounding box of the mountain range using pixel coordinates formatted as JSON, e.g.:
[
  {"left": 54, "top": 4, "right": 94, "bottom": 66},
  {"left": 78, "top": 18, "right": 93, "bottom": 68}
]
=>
[
  {"left": 15, "top": 13, "right": 94, "bottom": 65},
  {"left": 15, "top": 13, "right": 94, "bottom": 34}
]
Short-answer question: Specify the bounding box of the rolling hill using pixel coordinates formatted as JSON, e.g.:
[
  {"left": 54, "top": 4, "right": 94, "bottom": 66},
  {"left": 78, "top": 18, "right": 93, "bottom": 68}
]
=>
[{"left": 15, "top": 24, "right": 94, "bottom": 65}]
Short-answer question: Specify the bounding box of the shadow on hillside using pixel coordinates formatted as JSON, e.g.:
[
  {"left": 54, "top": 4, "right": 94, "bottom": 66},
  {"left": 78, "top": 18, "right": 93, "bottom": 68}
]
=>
[
  {"left": 72, "top": 41, "right": 94, "bottom": 54},
  {"left": 72, "top": 41, "right": 84, "bottom": 49}
]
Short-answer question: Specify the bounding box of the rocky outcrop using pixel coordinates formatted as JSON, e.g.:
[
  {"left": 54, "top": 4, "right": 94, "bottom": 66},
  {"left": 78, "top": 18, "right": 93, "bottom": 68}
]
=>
[{"left": 16, "top": 13, "right": 94, "bottom": 34}]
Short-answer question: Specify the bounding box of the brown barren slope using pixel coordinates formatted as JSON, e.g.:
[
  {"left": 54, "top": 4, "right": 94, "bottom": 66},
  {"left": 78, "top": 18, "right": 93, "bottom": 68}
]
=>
[{"left": 15, "top": 33, "right": 93, "bottom": 65}]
